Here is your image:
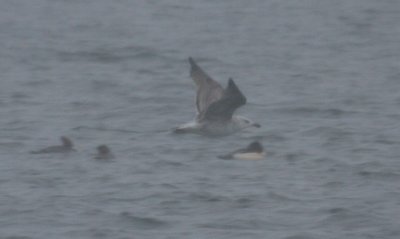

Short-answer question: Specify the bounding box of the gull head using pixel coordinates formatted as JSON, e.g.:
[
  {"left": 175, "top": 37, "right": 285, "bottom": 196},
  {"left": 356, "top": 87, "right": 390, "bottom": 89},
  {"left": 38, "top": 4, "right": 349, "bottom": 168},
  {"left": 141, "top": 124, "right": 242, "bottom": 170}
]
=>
[{"left": 233, "top": 115, "right": 261, "bottom": 130}]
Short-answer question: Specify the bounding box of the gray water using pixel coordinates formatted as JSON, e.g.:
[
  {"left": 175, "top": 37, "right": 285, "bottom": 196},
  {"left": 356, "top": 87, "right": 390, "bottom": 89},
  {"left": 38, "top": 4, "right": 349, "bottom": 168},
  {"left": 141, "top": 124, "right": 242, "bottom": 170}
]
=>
[{"left": 1, "top": 0, "right": 400, "bottom": 238}]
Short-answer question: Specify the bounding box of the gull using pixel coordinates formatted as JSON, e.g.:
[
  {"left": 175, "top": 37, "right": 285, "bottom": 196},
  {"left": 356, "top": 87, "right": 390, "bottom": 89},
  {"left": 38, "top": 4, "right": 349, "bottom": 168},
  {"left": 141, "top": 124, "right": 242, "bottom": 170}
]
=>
[
  {"left": 30, "top": 136, "right": 75, "bottom": 154},
  {"left": 174, "top": 57, "right": 260, "bottom": 136},
  {"left": 218, "top": 141, "right": 265, "bottom": 160}
]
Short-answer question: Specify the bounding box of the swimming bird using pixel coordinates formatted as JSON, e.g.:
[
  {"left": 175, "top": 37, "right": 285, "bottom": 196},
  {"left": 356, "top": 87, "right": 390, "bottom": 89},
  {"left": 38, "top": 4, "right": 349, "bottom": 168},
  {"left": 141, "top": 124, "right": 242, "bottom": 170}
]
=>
[
  {"left": 94, "top": 145, "right": 114, "bottom": 160},
  {"left": 30, "top": 136, "right": 75, "bottom": 154},
  {"left": 218, "top": 141, "right": 265, "bottom": 160},
  {"left": 174, "top": 57, "right": 260, "bottom": 136}
]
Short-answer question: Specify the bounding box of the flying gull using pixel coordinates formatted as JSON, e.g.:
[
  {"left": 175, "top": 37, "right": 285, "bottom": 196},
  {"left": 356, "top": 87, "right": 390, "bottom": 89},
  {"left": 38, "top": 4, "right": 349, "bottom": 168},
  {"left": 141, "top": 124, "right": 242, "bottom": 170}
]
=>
[
  {"left": 174, "top": 57, "right": 260, "bottom": 136},
  {"left": 218, "top": 141, "right": 265, "bottom": 160},
  {"left": 30, "top": 136, "right": 75, "bottom": 154}
]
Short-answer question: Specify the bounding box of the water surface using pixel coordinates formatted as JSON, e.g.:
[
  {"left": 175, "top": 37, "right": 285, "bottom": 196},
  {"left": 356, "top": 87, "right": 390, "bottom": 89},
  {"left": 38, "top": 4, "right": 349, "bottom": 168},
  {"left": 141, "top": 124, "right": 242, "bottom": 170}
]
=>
[{"left": 1, "top": 0, "right": 400, "bottom": 238}]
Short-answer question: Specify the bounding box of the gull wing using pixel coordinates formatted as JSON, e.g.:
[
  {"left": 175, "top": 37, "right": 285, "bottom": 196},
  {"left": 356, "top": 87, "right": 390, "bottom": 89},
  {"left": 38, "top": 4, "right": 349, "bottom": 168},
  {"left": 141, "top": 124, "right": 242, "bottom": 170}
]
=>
[
  {"left": 188, "top": 57, "right": 224, "bottom": 116},
  {"left": 203, "top": 78, "right": 246, "bottom": 122}
]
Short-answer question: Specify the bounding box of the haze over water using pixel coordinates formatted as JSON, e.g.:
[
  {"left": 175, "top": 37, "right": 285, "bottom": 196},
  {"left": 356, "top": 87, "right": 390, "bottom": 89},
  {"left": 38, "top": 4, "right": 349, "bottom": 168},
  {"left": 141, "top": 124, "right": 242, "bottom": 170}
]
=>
[{"left": 1, "top": 0, "right": 400, "bottom": 238}]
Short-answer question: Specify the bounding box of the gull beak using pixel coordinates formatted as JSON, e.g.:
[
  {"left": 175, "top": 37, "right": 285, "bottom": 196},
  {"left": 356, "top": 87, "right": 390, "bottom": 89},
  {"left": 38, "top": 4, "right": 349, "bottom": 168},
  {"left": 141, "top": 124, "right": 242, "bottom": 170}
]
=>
[{"left": 252, "top": 123, "right": 261, "bottom": 128}]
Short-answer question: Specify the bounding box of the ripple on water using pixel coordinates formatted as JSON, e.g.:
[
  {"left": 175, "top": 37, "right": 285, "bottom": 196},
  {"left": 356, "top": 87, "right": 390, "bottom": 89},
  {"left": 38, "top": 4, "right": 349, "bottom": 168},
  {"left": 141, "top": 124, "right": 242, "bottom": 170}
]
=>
[
  {"left": 3, "top": 236, "right": 33, "bottom": 239},
  {"left": 233, "top": 197, "right": 258, "bottom": 209},
  {"left": 185, "top": 191, "right": 228, "bottom": 203},
  {"left": 267, "top": 191, "right": 301, "bottom": 203},
  {"left": 283, "top": 151, "right": 310, "bottom": 162},
  {"left": 302, "top": 125, "right": 353, "bottom": 139},
  {"left": 0, "top": 142, "right": 25, "bottom": 151},
  {"left": 283, "top": 233, "right": 320, "bottom": 239},
  {"left": 317, "top": 207, "right": 375, "bottom": 232},
  {"left": 119, "top": 212, "right": 171, "bottom": 230},
  {"left": 354, "top": 160, "right": 400, "bottom": 181},
  {"left": 199, "top": 218, "right": 267, "bottom": 230},
  {"left": 55, "top": 45, "right": 167, "bottom": 64},
  {"left": 357, "top": 170, "right": 400, "bottom": 181},
  {"left": 274, "top": 106, "right": 357, "bottom": 119}
]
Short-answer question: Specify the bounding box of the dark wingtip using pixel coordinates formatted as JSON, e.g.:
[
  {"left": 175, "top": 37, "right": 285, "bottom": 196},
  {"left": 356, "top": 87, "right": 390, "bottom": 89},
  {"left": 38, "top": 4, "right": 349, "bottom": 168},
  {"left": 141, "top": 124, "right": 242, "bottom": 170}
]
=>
[
  {"left": 226, "top": 78, "right": 246, "bottom": 104},
  {"left": 188, "top": 57, "right": 195, "bottom": 66},
  {"left": 188, "top": 57, "right": 199, "bottom": 75},
  {"left": 227, "top": 78, "right": 240, "bottom": 92}
]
